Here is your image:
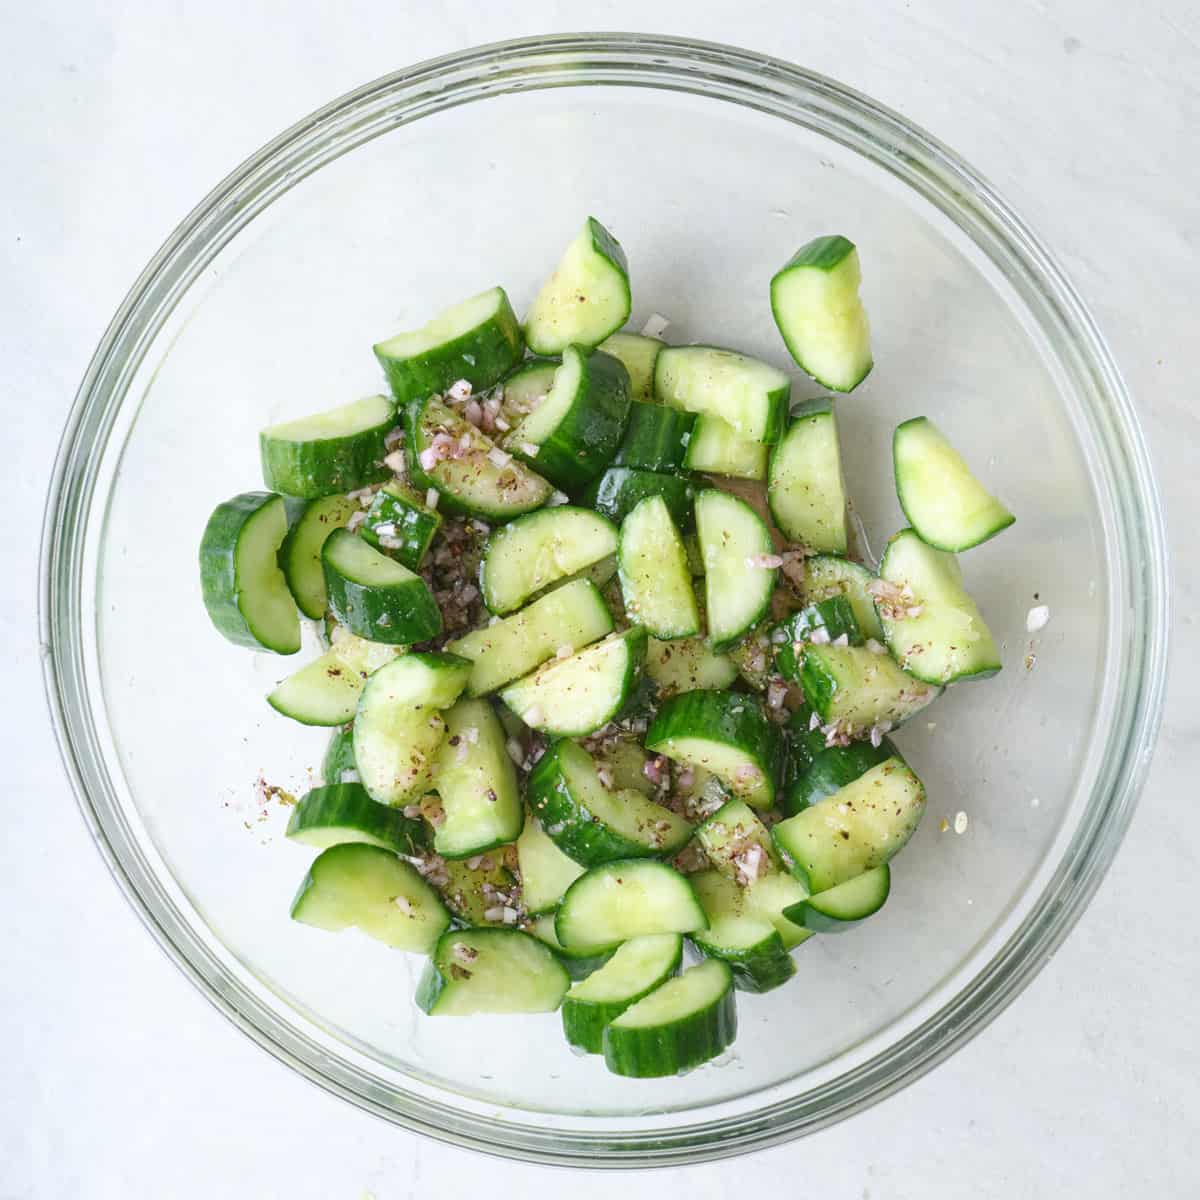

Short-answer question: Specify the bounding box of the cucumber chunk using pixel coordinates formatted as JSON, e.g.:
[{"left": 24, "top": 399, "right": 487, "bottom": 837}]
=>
[
  {"left": 783, "top": 864, "right": 891, "bottom": 932},
  {"left": 645, "top": 690, "right": 783, "bottom": 811},
  {"left": 499, "top": 627, "right": 647, "bottom": 738},
  {"left": 373, "top": 286, "right": 524, "bottom": 405},
  {"left": 689, "top": 870, "right": 796, "bottom": 993},
  {"left": 353, "top": 652, "right": 471, "bottom": 806},
  {"left": 618, "top": 495, "right": 700, "bottom": 640},
  {"left": 447, "top": 578, "right": 613, "bottom": 697},
  {"left": 525, "top": 217, "right": 631, "bottom": 355},
  {"left": 199, "top": 491, "right": 301, "bottom": 654},
  {"left": 499, "top": 358, "right": 559, "bottom": 426},
  {"left": 280, "top": 494, "right": 359, "bottom": 618},
  {"left": 359, "top": 481, "right": 443, "bottom": 572},
  {"left": 683, "top": 415, "right": 768, "bottom": 480},
  {"left": 516, "top": 815, "right": 587, "bottom": 914},
  {"left": 556, "top": 859, "right": 707, "bottom": 951},
  {"left": 772, "top": 758, "right": 925, "bottom": 891},
  {"left": 562, "top": 933, "right": 683, "bottom": 1053},
  {"left": 321, "top": 528, "right": 442, "bottom": 644},
  {"left": 431, "top": 698, "right": 523, "bottom": 859},
  {"left": 529, "top": 915, "right": 618, "bottom": 981},
  {"left": 783, "top": 708, "right": 901, "bottom": 816},
  {"left": 801, "top": 554, "right": 885, "bottom": 642},
  {"left": 893, "top": 417, "right": 1014, "bottom": 551},
  {"left": 416, "top": 928, "right": 570, "bottom": 1016},
  {"left": 598, "top": 332, "right": 664, "bottom": 402},
  {"left": 322, "top": 725, "right": 358, "bottom": 783},
  {"left": 770, "top": 235, "right": 872, "bottom": 392},
  {"left": 645, "top": 636, "right": 739, "bottom": 697},
  {"left": 526, "top": 739, "right": 693, "bottom": 866},
  {"left": 603, "top": 958, "right": 736, "bottom": 1078},
  {"left": 695, "top": 799, "right": 780, "bottom": 882},
  {"left": 694, "top": 489, "right": 777, "bottom": 651},
  {"left": 267, "top": 632, "right": 401, "bottom": 726},
  {"left": 438, "top": 854, "right": 521, "bottom": 928},
  {"left": 768, "top": 398, "right": 848, "bottom": 553},
  {"left": 260, "top": 395, "right": 395, "bottom": 499},
  {"left": 771, "top": 596, "right": 863, "bottom": 683},
  {"left": 504, "top": 345, "right": 632, "bottom": 491},
  {"left": 285, "top": 783, "right": 426, "bottom": 855},
  {"left": 580, "top": 466, "right": 695, "bottom": 530},
  {"left": 877, "top": 528, "right": 1002, "bottom": 684},
  {"left": 613, "top": 400, "right": 695, "bottom": 471},
  {"left": 290, "top": 843, "right": 450, "bottom": 953},
  {"left": 800, "top": 643, "right": 940, "bottom": 734},
  {"left": 406, "top": 395, "right": 552, "bottom": 520},
  {"left": 480, "top": 506, "right": 618, "bottom": 615},
  {"left": 655, "top": 346, "right": 788, "bottom": 443}
]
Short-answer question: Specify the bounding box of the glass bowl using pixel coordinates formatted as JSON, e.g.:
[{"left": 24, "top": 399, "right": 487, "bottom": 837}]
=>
[{"left": 40, "top": 34, "right": 1168, "bottom": 1166}]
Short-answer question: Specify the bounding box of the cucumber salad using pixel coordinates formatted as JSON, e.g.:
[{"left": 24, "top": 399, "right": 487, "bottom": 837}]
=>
[{"left": 199, "top": 218, "right": 1013, "bottom": 1079}]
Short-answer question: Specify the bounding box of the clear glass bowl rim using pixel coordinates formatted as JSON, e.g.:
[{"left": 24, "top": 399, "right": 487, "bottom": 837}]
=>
[{"left": 38, "top": 32, "right": 1170, "bottom": 1167}]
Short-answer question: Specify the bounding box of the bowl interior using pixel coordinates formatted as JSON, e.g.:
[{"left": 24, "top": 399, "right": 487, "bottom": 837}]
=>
[{"left": 55, "top": 40, "right": 1159, "bottom": 1161}]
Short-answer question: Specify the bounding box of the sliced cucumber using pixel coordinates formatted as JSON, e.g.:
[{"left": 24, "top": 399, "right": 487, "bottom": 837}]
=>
[
  {"left": 260, "top": 395, "right": 395, "bottom": 499},
  {"left": 893, "top": 417, "right": 1014, "bottom": 551},
  {"left": 524, "top": 217, "right": 631, "bottom": 355},
  {"left": 479, "top": 506, "right": 618, "bottom": 615},
  {"left": 742, "top": 870, "right": 813, "bottom": 950},
  {"left": 783, "top": 709, "right": 900, "bottom": 816},
  {"left": 770, "top": 235, "right": 872, "bottom": 392},
  {"left": 684, "top": 415, "right": 768, "bottom": 480},
  {"left": 517, "top": 815, "right": 586, "bottom": 914},
  {"left": 802, "top": 554, "right": 885, "bottom": 642},
  {"left": 562, "top": 933, "right": 683, "bottom": 1053},
  {"left": 694, "top": 489, "right": 777, "bottom": 651},
  {"left": 416, "top": 928, "right": 570, "bottom": 1016},
  {"left": 199, "top": 491, "right": 300, "bottom": 654},
  {"left": 438, "top": 854, "right": 520, "bottom": 927},
  {"left": 353, "top": 652, "right": 471, "bottom": 806},
  {"left": 645, "top": 636, "right": 739, "bottom": 697},
  {"left": 877, "top": 528, "right": 1001, "bottom": 684},
  {"left": 689, "top": 870, "right": 796, "bottom": 993},
  {"left": 406, "top": 395, "right": 552, "bottom": 520},
  {"left": 499, "top": 627, "right": 647, "bottom": 738},
  {"left": 322, "top": 725, "right": 358, "bottom": 783},
  {"left": 267, "top": 634, "right": 399, "bottom": 727},
  {"left": 285, "top": 783, "right": 426, "bottom": 854},
  {"left": 591, "top": 736, "right": 656, "bottom": 797},
  {"left": 598, "top": 332, "right": 664, "bottom": 402},
  {"left": 431, "top": 698, "right": 523, "bottom": 859},
  {"left": 655, "top": 345, "right": 788, "bottom": 443},
  {"left": 529, "top": 915, "right": 618, "bottom": 981},
  {"left": 499, "top": 359, "right": 559, "bottom": 427},
  {"left": 555, "top": 860, "right": 707, "bottom": 951},
  {"left": 280, "top": 494, "right": 359, "bottom": 619},
  {"left": 772, "top": 758, "right": 925, "bottom": 892},
  {"left": 695, "top": 799, "right": 779, "bottom": 883},
  {"left": 613, "top": 400, "right": 695, "bottom": 471},
  {"left": 504, "top": 345, "right": 631, "bottom": 491},
  {"left": 447, "top": 578, "right": 613, "bottom": 697},
  {"left": 800, "top": 642, "right": 940, "bottom": 734},
  {"left": 645, "top": 690, "right": 783, "bottom": 811},
  {"left": 783, "top": 864, "right": 891, "bottom": 932},
  {"left": 290, "top": 843, "right": 450, "bottom": 953},
  {"left": 321, "top": 528, "right": 441, "bottom": 644},
  {"left": 768, "top": 398, "right": 848, "bottom": 552},
  {"left": 360, "top": 481, "right": 443, "bottom": 572},
  {"left": 526, "top": 740, "right": 693, "bottom": 866},
  {"left": 579, "top": 466, "right": 695, "bottom": 530},
  {"left": 771, "top": 596, "right": 863, "bottom": 683},
  {"left": 373, "top": 286, "right": 524, "bottom": 405},
  {"left": 603, "top": 958, "right": 736, "bottom": 1078},
  {"left": 618, "top": 495, "right": 700, "bottom": 640}
]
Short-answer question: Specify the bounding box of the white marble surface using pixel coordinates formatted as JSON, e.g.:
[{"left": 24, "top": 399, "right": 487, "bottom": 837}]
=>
[{"left": 2, "top": 2, "right": 1196, "bottom": 1196}]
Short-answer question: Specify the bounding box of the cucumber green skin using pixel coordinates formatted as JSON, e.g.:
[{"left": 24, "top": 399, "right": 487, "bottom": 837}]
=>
[
  {"left": 690, "top": 929, "right": 797, "bottom": 994},
  {"left": 782, "top": 865, "right": 891, "bottom": 932},
  {"left": 783, "top": 712, "right": 900, "bottom": 816},
  {"left": 374, "top": 291, "right": 524, "bottom": 405},
  {"left": 579, "top": 467, "right": 696, "bottom": 531},
  {"left": 360, "top": 484, "right": 442, "bottom": 571},
  {"left": 613, "top": 401, "right": 696, "bottom": 471},
  {"left": 645, "top": 690, "right": 784, "bottom": 809},
  {"left": 260, "top": 412, "right": 394, "bottom": 500},
  {"left": 322, "top": 726, "right": 357, "bottom": 782},
  {"left": 285, "top": 783, "right": 427, "bottom": 855},
  {"left": 510, "top": 347, "right": 632, "bottom": 492},
  {"left": 198, "top": 491, "right": 300, "bottom": 654},
  {"left": 602, "top": 964, "right": 737, "bottom": 1078},
  {"left": 321, "top": 530, "right": 442, "bottom": 644},
  {"left": 783, "top": 234, "right": 856, "bottom": 271},
  {"left": 525, "top": 741, "right": 691, "bottom": 866},
  {"left": 529, "top": 916, "right": 618, "bottom": 981},
  {"left": 280, "top": 495, "right": 358, "bottom": 619},
  {"left": 771, "top": 597, "right": 863, "bottom": 682},
  {"left": 561, "top": 941, "right": 684, "bottom": 1053},
  {"left": 654, "top": 345, "right": 788, "bottom": 444}
]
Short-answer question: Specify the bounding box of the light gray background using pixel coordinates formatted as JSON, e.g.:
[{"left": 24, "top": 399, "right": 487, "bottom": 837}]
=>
[{"left": 3, "top": 3, "right": 1195, "bottom": 1196}]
